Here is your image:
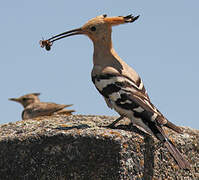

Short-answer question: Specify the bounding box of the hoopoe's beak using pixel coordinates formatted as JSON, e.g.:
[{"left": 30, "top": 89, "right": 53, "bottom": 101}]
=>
[
  {"left": 49, "top": 28, "right": 83, "bottom": 43},
  {"left": 104, "top": 14, "right": 140, "bottom": 26},
  {"left": 40, "top": 28, "right": 83, "bottom": 51}
]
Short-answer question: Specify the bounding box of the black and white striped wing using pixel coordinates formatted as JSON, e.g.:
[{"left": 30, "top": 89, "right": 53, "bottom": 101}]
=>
[
  {"left": 92, "top": 73, "right": 182, "bottom": 133},
  {"left": 93, "top": 73, "right": 168, "bottom": 123},
  {"left": 92, "top": 74, "right": 158, "bottom": 117}
]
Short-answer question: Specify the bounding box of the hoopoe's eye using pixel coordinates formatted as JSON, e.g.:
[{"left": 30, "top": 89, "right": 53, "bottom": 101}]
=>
[{"left": 90, "top": 26, "right": 96, "bottom": 31}]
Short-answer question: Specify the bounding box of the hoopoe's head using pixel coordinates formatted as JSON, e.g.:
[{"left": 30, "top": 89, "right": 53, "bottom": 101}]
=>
[
  {"left": 44, "top": 14, "right": 139, "bottom": 46},
  {"left": 9, "top": 93, "right": 41, "bottom": 108}
]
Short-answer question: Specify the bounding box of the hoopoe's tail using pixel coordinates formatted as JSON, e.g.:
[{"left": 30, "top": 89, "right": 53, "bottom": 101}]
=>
[
  {"left": 156, "top": 125, "right": 190, "bottom": 169},
  {"left": 164, "top": 139, "right": 190, "bottom": 169}
]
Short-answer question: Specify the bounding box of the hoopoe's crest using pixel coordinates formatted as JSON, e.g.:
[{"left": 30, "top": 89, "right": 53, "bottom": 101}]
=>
[
  {"left": 9, "top": 93, "right": 75, "bottom": 120},
  {"left": 40, "top": 14, "right": 190, "bottom": 169}
]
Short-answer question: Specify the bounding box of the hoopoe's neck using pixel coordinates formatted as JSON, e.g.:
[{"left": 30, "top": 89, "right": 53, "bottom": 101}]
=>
[
  {"left": 93, "top": 41, "right": 123, "bottom": 66},
  {"left": 92, "top": 38, "right": 141, "bottom": 84},
  {"left": 93, "top": 40, "right": 112, "bottom": 57},
  {"left": 92, "top": 31, "right": 116, "bottom": 64}
]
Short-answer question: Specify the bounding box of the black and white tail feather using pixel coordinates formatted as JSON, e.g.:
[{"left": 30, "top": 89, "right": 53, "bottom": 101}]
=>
[{"left": 92, "top": 73, "right": 190, "bottom": 169}]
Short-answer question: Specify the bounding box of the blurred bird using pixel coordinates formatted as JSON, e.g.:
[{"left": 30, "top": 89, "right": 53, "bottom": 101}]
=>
[
  {"left": 9, "top": 93, "right": 75, "bottom": 120},
  {"left": 41, "top": 14, "right": 190, "bottom": 169}
]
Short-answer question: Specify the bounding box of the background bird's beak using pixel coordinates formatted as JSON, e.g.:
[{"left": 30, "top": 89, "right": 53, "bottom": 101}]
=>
[
  {"left": 104, "top": 14, "right": 140, "bottom": 26},
  {"left": 48, "top": 28, "right": 83, "bottom": 43},
  {"left": 9, "top": 98, "right": 20, "bottom": 102}
]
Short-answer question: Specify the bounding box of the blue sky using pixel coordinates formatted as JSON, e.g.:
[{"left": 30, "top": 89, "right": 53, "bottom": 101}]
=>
[{"left": 1, "top": 1, "right": 198, "bottom": 129}]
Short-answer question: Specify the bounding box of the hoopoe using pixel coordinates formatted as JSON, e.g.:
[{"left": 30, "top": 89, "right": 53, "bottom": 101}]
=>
[
  {"left": 40, "top": 14, "right": 190, "bottom": 169},
  {"left": 9, "top": 93, "right": 75, "bottom": 120}
]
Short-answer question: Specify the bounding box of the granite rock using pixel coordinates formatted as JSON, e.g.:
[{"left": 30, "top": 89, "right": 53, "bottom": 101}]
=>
[{"left": 0, "top": 115, "right": 198, "bottom": 180}]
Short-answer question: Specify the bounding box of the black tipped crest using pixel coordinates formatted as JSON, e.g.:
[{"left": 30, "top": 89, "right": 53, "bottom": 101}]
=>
[{"left": 124, "top": 14, "right": 140, "bottom": 23}]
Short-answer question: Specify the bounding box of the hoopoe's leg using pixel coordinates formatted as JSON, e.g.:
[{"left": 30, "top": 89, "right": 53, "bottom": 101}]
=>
[{"left": 106, "top": 115, "right": 124, "bottom": 128}]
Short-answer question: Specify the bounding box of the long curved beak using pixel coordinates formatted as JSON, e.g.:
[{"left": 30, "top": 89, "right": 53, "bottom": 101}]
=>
[
  {"left": 48, "top": 28, "right": 83, "bottom": 43},
  {"left": 40, "top": 28, "right": 83, "bottom": 50}
]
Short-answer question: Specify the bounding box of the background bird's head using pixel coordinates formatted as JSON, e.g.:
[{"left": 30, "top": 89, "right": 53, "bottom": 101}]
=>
[{"left": 9, "top": 93, "right": 41, "bottom": 108}]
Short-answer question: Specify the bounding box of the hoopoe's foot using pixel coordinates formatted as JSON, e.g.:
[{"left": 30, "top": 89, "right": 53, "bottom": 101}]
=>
[{"left": 105, "top": 116, "right": 124, "bottom": 129}]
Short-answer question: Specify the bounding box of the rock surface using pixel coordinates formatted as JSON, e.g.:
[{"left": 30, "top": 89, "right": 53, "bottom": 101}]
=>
[{"left": 0, "top": 115, "right": 198, "bottom": 180}]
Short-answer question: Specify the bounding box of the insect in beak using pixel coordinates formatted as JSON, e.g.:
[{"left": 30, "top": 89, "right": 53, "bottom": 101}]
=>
[{"left": 40, "top": 28, "right": 82, "bottom": 51}]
